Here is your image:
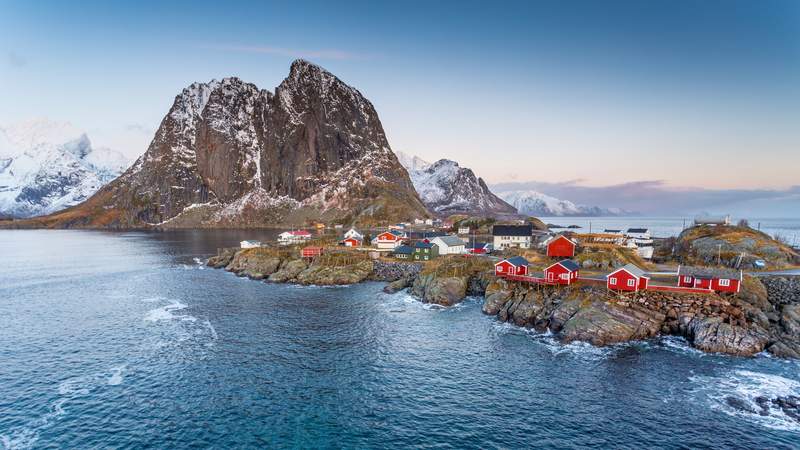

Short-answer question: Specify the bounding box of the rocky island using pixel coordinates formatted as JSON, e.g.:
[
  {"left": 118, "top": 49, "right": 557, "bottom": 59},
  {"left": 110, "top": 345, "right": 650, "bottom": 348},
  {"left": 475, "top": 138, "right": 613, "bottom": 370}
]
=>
[{"left": 209, "top": 243, "right": 800, "bottom": 359}]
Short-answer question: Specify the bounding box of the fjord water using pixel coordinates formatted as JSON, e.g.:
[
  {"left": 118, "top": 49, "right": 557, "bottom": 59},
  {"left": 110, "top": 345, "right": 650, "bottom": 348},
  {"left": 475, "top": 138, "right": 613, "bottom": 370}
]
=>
[{"left": 1, "top": 231, "right": 799, "bottom": 449}]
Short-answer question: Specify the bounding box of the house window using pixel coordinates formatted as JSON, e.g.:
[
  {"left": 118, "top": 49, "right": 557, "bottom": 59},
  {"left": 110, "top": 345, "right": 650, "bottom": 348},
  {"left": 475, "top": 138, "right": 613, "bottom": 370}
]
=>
[
  {"left": 719, "top": 279, "right": 730, "bottom": 287},
  {"left": 497, "top": 266, "right": 504, "bottom": 272},
  {"left": 610, "top": 277, "right": 617, "bottom": 285},
  {"left": 627, "top": 279, "right": 635, "bottom": 287},
  {"left": 424, "top": 256, "right": 429, "bottom": 261},
  {"left": 561, "top": 273, "right": 568, "bottom": 280},
  {"left": 684, "top": 276, "right": 692, "bottom": 283}
]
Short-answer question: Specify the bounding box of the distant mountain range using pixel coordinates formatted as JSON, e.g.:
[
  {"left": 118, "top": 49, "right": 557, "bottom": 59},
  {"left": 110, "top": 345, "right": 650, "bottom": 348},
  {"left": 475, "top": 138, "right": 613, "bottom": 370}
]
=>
[
  {"left": 0, "top": 119, "right": 129, "bottom": 218},
  {"left": 394, "top": 151, "right": 516, "bottom": 217},
  {"left": 497, "top": 189, "right": 633, "bottom": 217}
]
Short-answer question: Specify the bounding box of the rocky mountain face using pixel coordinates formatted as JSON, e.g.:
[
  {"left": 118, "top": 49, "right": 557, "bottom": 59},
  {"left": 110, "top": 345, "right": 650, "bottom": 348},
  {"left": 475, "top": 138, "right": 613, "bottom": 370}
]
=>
[
  {"left": 0, "top": 120, "right": 128, "bottom": 218},
  {"left": 498, "top": 190, "right": 630, "bottom": 217},
  {"left": 397, "top": 155, "right": 516, "bottom": 217},
  {"left": 21, "top": 60, "right": 428, "bottom": 228}
]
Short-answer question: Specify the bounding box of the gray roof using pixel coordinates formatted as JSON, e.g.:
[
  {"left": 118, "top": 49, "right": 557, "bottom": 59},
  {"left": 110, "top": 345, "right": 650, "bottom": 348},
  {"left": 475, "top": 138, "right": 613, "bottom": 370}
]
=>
[
  {"left": 492, "top": 224, "right": 532, "bottom": 237},
  {"left": 394, "top": 245, "right": 413, "bottom": 254},
  {"left": 609, "top": 263, "right": 647, "bottom": 279},
  {"left": 678, "top": 266, "right": 742, "bottom": 280},
  {"left": 551, "top": 259, "right": 580, "bottom": 272},
  {"left": 506, "top": 256, "right": 529, "bottom": 267},
  {"left": 434, "top": 235, "right": 465, "bottom": 247}
]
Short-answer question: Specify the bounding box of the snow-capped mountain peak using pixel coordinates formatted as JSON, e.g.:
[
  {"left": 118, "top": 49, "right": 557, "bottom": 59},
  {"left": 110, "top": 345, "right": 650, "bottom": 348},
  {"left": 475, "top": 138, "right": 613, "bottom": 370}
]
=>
[
  {"left": 396, "top": 152, "right": 516, "bottom": 216},
  {"left": 498, "top": 189, "right": 631, "bottom": 217},
  {"left": 0, "top": 119, "right": 130, "bottom": 218},
  {"left": 395, "top": 150, "right": 431, "bottom": 172}
]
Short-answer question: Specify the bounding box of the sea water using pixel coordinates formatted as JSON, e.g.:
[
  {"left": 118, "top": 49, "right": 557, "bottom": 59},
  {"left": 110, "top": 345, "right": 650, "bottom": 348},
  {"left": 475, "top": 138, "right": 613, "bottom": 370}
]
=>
[{"left": 1, "top": 230, "right": 799, "bottom": 449}]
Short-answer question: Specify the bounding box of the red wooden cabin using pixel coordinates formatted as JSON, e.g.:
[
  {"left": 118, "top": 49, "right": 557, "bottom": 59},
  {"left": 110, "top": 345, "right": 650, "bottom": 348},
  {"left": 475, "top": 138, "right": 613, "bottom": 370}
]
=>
[
  {"left": 678, "top": 266, "right": 742, "bottom": 293},
  {"left": 544, "top": 259, "right": 580, "bottom": 285},
  {"left": 546, "top": 235, "right": 576, "bottom": 258},
  {"left": 341, "top": 237, "right": 361, "bottom": 247},
  {"left": 301, "top": 246, "right": 324, "bottom": 258},
  {"left": 607, "top": 264, "right": 649, "bottom": 291},
  {"left": 494, "top": 256, "right": 529, "bottom": 276}
]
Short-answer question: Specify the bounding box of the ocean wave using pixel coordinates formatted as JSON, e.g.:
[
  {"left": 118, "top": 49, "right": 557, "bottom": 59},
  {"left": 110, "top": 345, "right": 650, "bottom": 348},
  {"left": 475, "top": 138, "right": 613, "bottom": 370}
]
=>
[{"left": 690, "top": 370, "right": 800, "bottom": 431}]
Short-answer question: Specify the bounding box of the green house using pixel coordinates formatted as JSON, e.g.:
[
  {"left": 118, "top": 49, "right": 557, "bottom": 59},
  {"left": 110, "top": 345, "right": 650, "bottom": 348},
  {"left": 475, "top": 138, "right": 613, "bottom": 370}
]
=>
[{"left": 412, "top": 241, "right": 439, "bottom": 261}]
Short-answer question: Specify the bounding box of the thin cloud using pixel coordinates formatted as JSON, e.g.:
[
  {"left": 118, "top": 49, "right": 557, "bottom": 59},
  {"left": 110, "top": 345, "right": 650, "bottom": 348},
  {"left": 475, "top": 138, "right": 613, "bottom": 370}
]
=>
[{"left": 200, "top": 44, "right": 367, "bottom": 61}]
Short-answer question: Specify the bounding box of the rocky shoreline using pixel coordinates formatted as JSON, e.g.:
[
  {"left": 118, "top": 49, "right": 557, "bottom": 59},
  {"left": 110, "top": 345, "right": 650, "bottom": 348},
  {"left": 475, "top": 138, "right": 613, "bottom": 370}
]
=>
[{"left": 208, "top": 247, "right": 800, "bottom": 359}]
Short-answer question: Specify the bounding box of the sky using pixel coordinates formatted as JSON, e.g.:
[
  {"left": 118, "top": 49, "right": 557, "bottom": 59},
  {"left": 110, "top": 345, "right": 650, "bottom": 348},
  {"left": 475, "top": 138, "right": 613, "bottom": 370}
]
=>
[{"left": 1, "top": 0, "right": 799, "bottom": 215}]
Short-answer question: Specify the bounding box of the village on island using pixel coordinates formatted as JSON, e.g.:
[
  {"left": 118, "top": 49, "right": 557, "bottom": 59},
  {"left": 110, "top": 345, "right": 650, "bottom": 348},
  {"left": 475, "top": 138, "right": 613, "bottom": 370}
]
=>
[
  {"left": 235, "top": 215, "right": 746, "bottom": 296},
  {"left": 210, "top": 212, "right": 800, "bottom": 358}
]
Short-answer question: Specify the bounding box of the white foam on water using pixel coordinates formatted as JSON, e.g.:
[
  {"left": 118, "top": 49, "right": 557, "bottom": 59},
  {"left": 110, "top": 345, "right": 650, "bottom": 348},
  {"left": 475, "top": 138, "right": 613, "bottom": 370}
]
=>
[
  {"left": 204, "top": 320, "right": 218, "bottom": 340},
  {"left": 690, "top": 370, "right": 800, "bottom": 431},
  {"left": 107, "top": 366, "right": 125, "bottom": 386},
  {"left": 658, "top": 336, "right": 708, "bottom": 357},
  {"left": 144, "top": 300, "right": 189, "bottom": 322},
  {"left": 0, "top": 374, "right": 102, "bottom": 449},
  {"left": 140, "top": 296, "right": 165, "bottom": 303},
  {"left": 490, "top": 320, "right": 620, "bottom": 360}
]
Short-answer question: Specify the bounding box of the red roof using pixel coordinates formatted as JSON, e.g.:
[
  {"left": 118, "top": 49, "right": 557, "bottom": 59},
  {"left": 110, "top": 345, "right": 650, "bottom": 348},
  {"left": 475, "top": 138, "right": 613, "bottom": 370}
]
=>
[{"left": 290, "top": 230, "right": 311, "bottom": 236}]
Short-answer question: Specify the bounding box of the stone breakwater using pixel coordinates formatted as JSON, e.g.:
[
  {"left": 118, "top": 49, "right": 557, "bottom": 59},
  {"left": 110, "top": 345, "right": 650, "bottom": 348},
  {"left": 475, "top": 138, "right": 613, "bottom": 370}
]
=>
[{"left": 208, "top": 247, "right": 800, "bottom": 358}]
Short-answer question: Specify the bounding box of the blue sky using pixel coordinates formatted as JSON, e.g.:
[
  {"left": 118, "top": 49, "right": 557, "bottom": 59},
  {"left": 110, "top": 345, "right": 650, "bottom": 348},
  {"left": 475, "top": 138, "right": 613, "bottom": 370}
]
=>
[{"left": 1, "top": 0, "right": 799, "bottom": 214}]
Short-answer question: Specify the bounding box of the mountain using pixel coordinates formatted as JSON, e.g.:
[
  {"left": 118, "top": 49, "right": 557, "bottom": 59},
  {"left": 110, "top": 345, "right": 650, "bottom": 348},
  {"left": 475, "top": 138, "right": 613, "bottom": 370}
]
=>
[
  {"left": 0, "top": 119, "right": 129, "bottom": 218},
  {"left": 498, "top": 190, "right": 630, "bottom": 217},
  {"left": 394, "top": 150, "right": 430, "bottom": 171},
  {"left": 11, "top": 60, "right": 428, "bottom": 229},
  {"left": 398, "top": 156, "right": 517, "bottom": 216}
]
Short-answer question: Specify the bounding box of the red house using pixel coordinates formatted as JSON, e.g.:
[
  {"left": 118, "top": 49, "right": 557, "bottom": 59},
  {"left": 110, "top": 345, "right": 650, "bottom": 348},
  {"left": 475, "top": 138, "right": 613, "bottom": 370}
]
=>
[
  {"left": 544, "top": 259, "right": 580, "bottom": 285},
  {"left": 607, "top": 264, "right": 650, "bottom": 291},
  {"left": 545, "top": 235, "right": 577, "bottom": 258},
  {"left": 341, "top": 237, "right": 362, "bottom": 247},
  {"left": 494, "top": 256, "right": 529, "bottom": 276},
  {"left": 373, "top": 230, "right": 405, "bottom": 249},
  {"left": 678, "top": 266, "right": 742, "bottom": 293},
  {"left": 301, "top": 246, "right": 324, "bottom": 258}
]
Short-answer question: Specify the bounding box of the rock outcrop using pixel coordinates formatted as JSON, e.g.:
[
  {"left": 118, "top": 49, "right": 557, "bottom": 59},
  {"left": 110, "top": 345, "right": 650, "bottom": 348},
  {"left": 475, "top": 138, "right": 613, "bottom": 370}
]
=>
[
  {"left": 481, "top": 275, "right": 800, "bottom": 357},
  {"left": 677, "top": 225, "right": 799, "bottom": 268},
  {"left": 13, "top": 60, "right": 428, "bottom": 228}
]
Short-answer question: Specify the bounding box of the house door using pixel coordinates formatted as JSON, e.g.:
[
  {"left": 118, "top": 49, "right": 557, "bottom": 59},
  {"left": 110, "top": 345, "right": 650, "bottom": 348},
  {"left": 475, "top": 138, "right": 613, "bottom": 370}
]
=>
[{"left": 547, "top": 272, "right": 554, "bottom": 282}]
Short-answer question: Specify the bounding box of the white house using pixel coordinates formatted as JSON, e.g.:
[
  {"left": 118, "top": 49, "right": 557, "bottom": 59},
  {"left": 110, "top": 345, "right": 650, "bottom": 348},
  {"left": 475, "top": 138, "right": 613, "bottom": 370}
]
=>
[
  {"left": 343, "top": 227, "right": 364, "bottom": 240},
  {"left": 414, "top": 219, "right": 424, "bottom": 225},
  {"left": 430, "top": 235, "right": 466, "bottom": 255},
  {"left": 240, "top": 240, "right": 261, "bottom": 249},
  {"left": 278, "top": 230, "right": 312, "bottom": 244},
  {"left": 492, "top": 224, "right": 533, "bottom": 250},
  {"left": 424, "top": 218, "right": 434, "bottom": 226},
  {"left": 457, "top": 227, "right": 470, "bottom": 235},
  {"left": 625, "top": 228, "right": 651, "bottom": 241}
]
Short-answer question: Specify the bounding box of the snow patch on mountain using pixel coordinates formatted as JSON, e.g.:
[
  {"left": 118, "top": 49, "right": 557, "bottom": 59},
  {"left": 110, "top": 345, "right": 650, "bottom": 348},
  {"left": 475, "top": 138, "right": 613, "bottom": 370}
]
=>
[
  {"left": 394, "top": 150, "right": 430, "bottom": 171},
  {"left": 499, "top": 190, "right": 631, "bottom": 217},
  {"left": 397, "top": 154, "right": 516, "bottom": 216},
  {"left": 0, "top": 119, "right": 130, "bottom": 218}
]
